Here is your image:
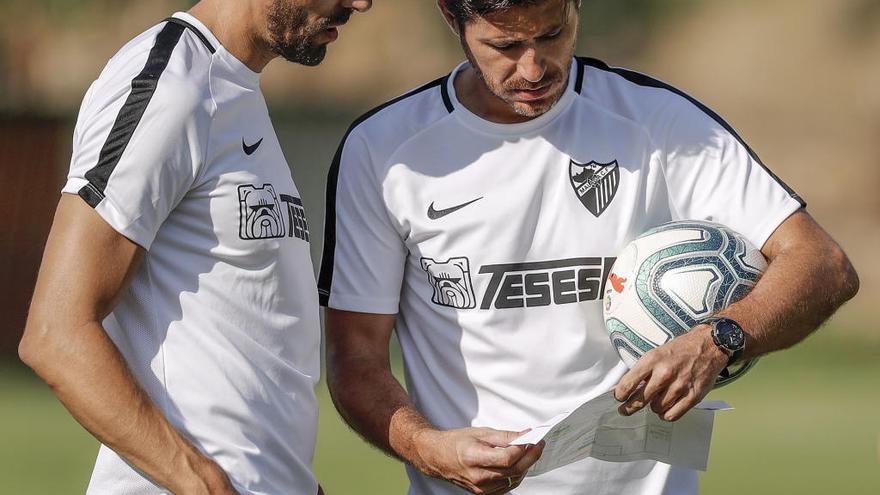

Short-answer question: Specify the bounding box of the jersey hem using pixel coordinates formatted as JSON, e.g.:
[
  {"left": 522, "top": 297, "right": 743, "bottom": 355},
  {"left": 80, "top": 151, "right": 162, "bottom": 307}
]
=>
[
  {"left": 324, "top": 294, "right": 399, "bottom": 315},
  {"left": 62, "top": 181, "right": 156, "bottom": 250},
  {"left": 752, "top": 196, "right": 804, "bottom": 250}
]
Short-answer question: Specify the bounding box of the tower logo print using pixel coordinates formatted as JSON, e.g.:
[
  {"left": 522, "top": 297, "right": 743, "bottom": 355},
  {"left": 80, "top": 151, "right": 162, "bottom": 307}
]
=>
[{"left": 569, "top": 159, "right": 620, "bottom": 217}]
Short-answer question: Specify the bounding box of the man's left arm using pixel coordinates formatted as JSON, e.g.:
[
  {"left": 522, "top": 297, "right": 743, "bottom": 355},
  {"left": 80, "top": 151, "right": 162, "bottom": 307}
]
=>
[{"left": 614, "top": 209, "right": 859, "bottom": 421}]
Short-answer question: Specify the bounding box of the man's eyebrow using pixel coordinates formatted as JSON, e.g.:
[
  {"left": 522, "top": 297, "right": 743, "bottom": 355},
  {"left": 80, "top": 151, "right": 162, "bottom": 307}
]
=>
[
  {"left": 479, "top": 35, "right": 517, "bottom": 44},
  {"left": 479, "top": 22, "right": 564, "bottom": 44}
]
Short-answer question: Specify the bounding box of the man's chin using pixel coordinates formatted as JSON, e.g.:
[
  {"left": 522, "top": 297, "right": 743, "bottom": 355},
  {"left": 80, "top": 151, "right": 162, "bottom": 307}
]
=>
[
  {"left": 279, "top": 44, "right": 327, "bottom": 66},
  {"left": 510, "top": 100, "right": 554, "bottom": 118},
  {"left": 508, "top": 88, "right": 566, "bottom": 118}
]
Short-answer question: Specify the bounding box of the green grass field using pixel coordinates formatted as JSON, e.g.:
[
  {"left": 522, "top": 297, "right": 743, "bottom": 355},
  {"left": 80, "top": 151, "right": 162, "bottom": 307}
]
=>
[{"left": 1, "top": 326, "right": 877, "bottom": 494}]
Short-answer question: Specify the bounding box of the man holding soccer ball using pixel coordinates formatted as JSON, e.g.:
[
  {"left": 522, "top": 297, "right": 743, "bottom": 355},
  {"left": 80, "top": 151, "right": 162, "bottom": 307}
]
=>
[{"left": 320, "top": 0, "right": 859, "bottom": 494}]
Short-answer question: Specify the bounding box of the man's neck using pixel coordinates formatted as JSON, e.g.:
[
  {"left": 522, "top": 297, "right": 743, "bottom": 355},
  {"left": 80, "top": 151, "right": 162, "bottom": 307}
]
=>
[
  {"left": 188, "top": 0, "right": 275, "bottom": 73},
  {"left": 453, "top": 66, "right": 536, "bottom": 124}
]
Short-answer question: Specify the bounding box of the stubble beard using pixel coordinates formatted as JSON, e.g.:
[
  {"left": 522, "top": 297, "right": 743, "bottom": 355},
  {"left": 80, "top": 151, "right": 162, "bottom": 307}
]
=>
[
  {"left": 266, "top": 0, "right": 349, "bottom": 66},
  {"left": 460, "top": 41, "right": 570, "bottom": 118}
]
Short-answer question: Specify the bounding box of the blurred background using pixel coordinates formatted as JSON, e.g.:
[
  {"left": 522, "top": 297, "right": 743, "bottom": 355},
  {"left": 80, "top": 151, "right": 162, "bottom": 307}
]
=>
[{"left": 1, "top": 0, "right": 878, "bottom": 493}]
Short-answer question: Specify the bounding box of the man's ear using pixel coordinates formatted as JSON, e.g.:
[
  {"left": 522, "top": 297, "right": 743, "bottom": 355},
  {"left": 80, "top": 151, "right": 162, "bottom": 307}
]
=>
[{"left": 436, "top": 0, "right": 460, "bottom": 36}]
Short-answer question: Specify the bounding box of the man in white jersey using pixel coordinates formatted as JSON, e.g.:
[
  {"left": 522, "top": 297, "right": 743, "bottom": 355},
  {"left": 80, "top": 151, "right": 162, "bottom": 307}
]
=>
[
  {"left": 320, "top": 1, "right": 859, "bottom": 494},
  {"left": 18, "top": 1, "right": 371, "bottom": 493}
]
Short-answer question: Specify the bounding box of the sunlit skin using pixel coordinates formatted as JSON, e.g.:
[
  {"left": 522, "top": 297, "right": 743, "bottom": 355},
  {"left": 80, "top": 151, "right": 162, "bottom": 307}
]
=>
[
  {"left": 17, "top": 1, "right": 373, "bottom": 494},
  {"left": 191, "top": 0, "right": 372, "bottom": 72},
  {"left": 324, "top": 3, "right": 860, "bottom": 494},
  {"left": 441, "top": 0, "right": 579, "bottom": 123},
  {"left": 264, "top": 0, "right": 371, "bottom": 66}
]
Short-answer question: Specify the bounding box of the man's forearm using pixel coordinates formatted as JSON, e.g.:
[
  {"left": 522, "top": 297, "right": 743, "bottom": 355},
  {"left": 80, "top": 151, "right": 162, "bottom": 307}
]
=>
[
  {"left": 327, "top": 355, "right": 437, "bottom": 472},
  {"left": 328, "top": 355, "right": 545, "bottom": 492},
  {"left": 615, "top": 212, "right": 859, "bottom": 421},
  {"left": 20, "top": 319, "right": 230, "bottom": 494},
  {"left": 325, "top": 308, "right": 544, "bottom": 493},
  {"left": 722, "top": 221, "right": 858, "bottom": 359}
]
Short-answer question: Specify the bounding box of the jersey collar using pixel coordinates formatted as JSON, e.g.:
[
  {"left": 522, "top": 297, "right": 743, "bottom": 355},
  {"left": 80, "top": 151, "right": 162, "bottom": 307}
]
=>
[
  {"left": 171, "top": 12, "right": 261, "bottom": 87},
  {"left": 444, "top": 57, "right": 580, "bottom": 136}
]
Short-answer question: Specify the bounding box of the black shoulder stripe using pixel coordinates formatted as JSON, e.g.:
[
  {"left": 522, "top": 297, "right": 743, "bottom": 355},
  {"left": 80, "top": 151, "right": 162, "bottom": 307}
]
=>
[
  {"left": 576, "top": 57, "right": 805, "bottom": 207},
  {"left": 164, "top": 17, "right": 216, "bottom": 54},
  {"left": 440, "top": 74, "right": 454, "bottom": 113},
  {"left": 574, "top": 56, "right": 586, "bottom": 94},
  {"left": 78, "top": 21, "right": 187, "bottom": 208},
  {"left": 318, "top": 77, "right": 450, "bottom": 305}
]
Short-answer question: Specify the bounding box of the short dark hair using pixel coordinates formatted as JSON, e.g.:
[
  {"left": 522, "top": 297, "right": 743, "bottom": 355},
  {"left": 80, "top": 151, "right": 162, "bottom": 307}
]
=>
[{"left": 444, "top": 0, "right": 579, "bottom": 26}]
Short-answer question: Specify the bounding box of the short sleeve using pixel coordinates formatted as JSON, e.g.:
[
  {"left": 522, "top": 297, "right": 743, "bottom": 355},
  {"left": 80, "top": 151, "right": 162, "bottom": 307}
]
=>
[
  {"left": 661, "top": 102, "right": 805, "bottom": 249},
  {"left": 318, "top": 128, "right": 408, "bottom": 314},
  {"left": 63, "top": 69, "right": 209, "bottom": 250}
]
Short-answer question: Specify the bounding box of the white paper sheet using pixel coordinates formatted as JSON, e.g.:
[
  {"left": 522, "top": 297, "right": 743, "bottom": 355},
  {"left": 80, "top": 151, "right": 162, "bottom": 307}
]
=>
[{"left": 510, "top": 391, "right": 732, "bottom": 476}]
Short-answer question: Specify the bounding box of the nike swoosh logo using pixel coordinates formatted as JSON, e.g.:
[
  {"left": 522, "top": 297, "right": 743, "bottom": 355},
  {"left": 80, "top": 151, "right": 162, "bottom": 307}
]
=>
[
  {"left": 242, "top": 138, "right": 263, "bottom": 156},
  {"left": 427, "top": 197, "right": 483, "bottom": 220}
]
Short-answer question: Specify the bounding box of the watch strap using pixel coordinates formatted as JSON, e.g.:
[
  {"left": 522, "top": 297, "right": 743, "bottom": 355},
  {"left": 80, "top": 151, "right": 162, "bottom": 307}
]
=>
[{"left": 703, "top": 316, "right": 744, "bottom": 367}]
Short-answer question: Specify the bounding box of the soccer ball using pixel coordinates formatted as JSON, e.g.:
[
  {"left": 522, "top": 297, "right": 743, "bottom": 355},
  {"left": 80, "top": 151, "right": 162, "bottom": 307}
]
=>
[{"left": 602, "top": 221, "right": 766, "bottom": 387}]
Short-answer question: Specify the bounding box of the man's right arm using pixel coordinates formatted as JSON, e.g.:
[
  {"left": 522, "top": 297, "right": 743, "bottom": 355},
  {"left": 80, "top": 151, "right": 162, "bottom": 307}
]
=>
[
  {"left": 18, "top": 195, "right": 237, "bottom": 495},
  {"left": 325, "top": 308, "right": 543, "bottom": 495}
]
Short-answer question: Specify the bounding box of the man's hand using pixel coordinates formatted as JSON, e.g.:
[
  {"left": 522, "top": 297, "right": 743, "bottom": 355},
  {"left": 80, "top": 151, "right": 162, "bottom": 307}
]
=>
[
  {"left": 326, "top": 309, "right": 542, "bottom": 494},
  {"left": 613, "top": 325, "right": 728, "bottom": 422},
  {"left": 614, "top": 210, "right": 860, "bottom": 423},
  {"left": 413, "top": 427, "right": 543, "bottom": 495}
]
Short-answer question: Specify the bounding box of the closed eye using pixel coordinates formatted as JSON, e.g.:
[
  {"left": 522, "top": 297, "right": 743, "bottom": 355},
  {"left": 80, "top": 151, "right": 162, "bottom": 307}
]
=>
[
  {"left": 489, "top": 41, "right": 517, "bottom": 51},
  {"left": 538, "top": 26, "right": 564, "bottom": 42}
]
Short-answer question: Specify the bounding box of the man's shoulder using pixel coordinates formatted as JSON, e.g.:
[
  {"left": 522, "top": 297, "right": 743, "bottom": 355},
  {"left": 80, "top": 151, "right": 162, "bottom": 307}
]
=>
[
  {"left": 576, "top": 57, "right": 687, "bottom": 108},
  {"left": 88, "top": 18, "right": 215, "bottom": 119},
  {"left": 342, "top": 76, "right": 454, "bottom": 150},
  {"left": 575, "top": 56, "right": 730, "bottom": 144}
]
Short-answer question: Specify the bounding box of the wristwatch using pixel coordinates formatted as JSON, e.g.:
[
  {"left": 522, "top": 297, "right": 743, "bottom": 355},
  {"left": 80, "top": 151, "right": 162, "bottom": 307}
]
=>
[{"left": 705, "top": 317, "right": 746, "bottom": 367}]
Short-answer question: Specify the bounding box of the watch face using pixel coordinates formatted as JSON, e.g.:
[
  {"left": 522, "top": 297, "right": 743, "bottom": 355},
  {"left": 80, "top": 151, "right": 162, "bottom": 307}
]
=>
[{"left": 715, "top": 319, "right": 745, "bottom": 351}]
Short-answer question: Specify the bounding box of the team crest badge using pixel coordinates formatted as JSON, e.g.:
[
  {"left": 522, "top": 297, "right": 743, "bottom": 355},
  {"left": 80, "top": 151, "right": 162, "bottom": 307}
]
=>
[
  {"left": 569, "top": 159, "right": 620, "bottom": 217},
  {"left": 420, "top": 257, "right": 477, "bottom": 309}
]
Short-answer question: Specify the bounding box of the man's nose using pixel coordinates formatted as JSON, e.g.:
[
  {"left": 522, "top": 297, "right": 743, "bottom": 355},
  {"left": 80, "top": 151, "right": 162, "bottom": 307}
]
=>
[
  {"left": 343, "top": 0, "right": 372, "bottom": 13},
  {"left": 518, "top": 47, "right": 546, "bottom": 83}
]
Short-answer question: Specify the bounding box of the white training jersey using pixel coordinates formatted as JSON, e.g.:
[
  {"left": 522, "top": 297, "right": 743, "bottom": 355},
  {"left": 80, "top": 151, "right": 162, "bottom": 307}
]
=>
[
  {"left": 320, "top": 57, "right": 804, "bottom": 495},
  {"left": 64, "top": 13, "right": 319, "bottom": 495}
]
